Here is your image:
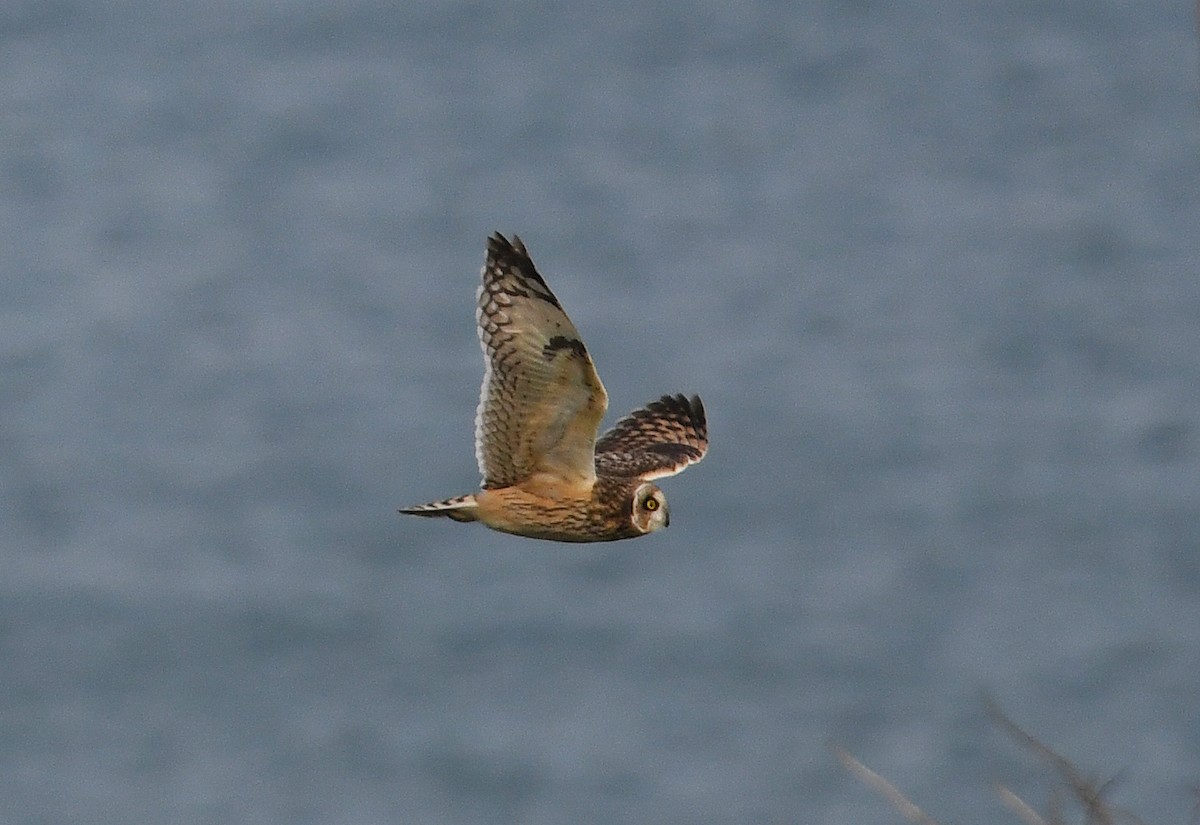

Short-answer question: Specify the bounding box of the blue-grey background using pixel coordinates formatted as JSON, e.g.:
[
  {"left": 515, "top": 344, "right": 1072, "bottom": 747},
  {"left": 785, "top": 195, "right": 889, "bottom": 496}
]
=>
[{"left": 3, "top": 1, "right": 1198, "bottom": 822}]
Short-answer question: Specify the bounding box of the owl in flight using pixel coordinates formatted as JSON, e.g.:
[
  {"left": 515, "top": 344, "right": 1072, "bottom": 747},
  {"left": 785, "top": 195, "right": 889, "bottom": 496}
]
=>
[{"left": 399, "top": 233, "right": 708, "bottom": 542}]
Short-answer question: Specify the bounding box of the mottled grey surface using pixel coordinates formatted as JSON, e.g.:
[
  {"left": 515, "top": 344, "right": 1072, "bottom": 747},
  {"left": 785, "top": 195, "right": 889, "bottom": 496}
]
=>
[{"left": 3, "top": 1, "right": 1199, "bottom": 823}]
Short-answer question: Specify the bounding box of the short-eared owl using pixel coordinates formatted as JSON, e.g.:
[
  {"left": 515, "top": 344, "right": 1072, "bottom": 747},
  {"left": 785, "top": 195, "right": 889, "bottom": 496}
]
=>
[{"left": 399, "top": 233, "right": 707, "bottom": 542}]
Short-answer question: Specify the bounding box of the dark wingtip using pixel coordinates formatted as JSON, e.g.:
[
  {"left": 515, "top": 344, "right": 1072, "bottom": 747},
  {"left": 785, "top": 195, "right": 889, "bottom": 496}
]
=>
[
  {"left": 486, "top": 231, "right": 536, "bottom": 268},
  {"left": 487, "top": 232, "right": 529, "bottom": 258},
  {"left": 487, "top": 231, "right": 512, "bottom": 253},
  {"left": 483, "top": 232, "right": 555, "bottom": 303},
  {"left": 653, "top": 393, "right": 706, "bottom": 430}
]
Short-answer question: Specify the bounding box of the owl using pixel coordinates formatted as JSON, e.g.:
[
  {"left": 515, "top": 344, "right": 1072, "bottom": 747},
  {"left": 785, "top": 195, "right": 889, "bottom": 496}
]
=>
[{"left": 399, "top": 233, "right": 708, "bottom": 542}]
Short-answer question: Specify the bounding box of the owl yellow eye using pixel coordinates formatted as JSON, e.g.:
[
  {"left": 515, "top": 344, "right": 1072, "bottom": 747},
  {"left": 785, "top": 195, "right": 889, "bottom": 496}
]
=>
[{"left": 643, "top": 497, "right": 659, "bottom": 511}]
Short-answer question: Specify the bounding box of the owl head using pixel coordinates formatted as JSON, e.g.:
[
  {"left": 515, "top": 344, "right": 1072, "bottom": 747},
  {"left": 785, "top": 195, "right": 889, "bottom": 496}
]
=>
[{"left": 631, "top": 481, "right": 669, "bottom": 534}]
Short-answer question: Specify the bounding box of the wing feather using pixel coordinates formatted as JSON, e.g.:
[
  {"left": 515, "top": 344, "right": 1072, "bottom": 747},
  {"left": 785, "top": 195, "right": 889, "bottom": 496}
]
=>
[
  {"left": 474, "top": 233, "right": 608, "bottom": 489},
  {"left": 594, "top": 394, "right": 708, "bottom": 480}
]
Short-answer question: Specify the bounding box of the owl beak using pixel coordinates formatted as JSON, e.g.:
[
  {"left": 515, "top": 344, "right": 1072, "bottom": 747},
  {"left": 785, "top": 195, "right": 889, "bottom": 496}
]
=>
[{"left": 664, "top": 510, "right": 670, "bottom": 528}]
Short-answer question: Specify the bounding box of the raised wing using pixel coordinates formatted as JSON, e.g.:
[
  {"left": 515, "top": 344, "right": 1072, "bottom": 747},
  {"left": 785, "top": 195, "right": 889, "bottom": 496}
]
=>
[
  {"left": 594, "top": 394, "right": 708, "bottom": 480},
  {"left": 474, "top": 233, "right": 609, "bottom": 489}
]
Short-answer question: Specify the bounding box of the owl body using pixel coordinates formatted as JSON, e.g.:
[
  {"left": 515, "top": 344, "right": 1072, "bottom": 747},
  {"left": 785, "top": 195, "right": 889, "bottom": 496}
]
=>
[
  {"left": 399, "top": 234, "right": 707, "bottom": 542},
  {"left": 475, "top": 476, "right": 667, "bottom": 542}
]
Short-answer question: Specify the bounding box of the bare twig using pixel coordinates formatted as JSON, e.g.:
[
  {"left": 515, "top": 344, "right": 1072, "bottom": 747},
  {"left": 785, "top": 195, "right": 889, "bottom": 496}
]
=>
[
  {"left": 994, "top": 782, "right": 1047, "bottom": 825},
  {"left": 984, "top": 698, "right": 1119, "bottom": 825},
  {"left": 831, "top": 745, "right": 943, "bottom": 825},
  {"left": 837, "top": 700, "right": 1194, "bottom": 825}
]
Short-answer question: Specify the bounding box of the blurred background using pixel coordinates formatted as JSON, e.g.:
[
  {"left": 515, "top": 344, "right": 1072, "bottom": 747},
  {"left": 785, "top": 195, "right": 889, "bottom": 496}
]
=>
[{"left": 2, "top": 1, "right": 1198, "bottom": 822}]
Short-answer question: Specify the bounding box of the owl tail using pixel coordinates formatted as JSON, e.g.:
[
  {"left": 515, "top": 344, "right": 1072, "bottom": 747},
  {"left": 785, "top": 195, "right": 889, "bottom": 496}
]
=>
[{"left": 398, "top": 494, "right": 479, "bottom": 522}]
